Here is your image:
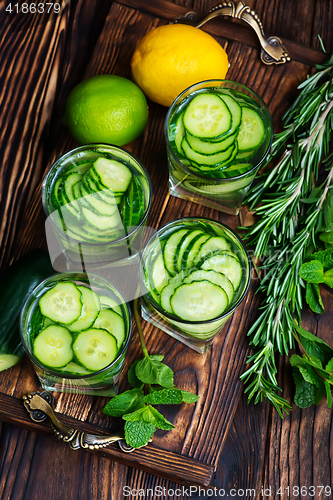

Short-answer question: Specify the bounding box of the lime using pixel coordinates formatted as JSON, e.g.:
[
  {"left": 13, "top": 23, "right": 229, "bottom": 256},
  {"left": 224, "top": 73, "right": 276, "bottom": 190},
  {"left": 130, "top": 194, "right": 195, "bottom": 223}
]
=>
[{"left": 63, "top": 75, "right": 149, "bottom": 146}]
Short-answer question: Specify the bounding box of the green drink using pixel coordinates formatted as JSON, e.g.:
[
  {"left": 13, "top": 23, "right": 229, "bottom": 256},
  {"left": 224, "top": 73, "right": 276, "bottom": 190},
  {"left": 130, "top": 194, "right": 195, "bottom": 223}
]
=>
[
  {"left": 165, "top": 80, "right": 273, "bottom": 215},
  {"left": 20, "top": 272, "right": 132, "bottom": 396},
  {"left": 42, "top": 144, "right": 152, "bottom": 267},
  {"left": 140, "top": 218, "right": 251, "bottom": 353}
]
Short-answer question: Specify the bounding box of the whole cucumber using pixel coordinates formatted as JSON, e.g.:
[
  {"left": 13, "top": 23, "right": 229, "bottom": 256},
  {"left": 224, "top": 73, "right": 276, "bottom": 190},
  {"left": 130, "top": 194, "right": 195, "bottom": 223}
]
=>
[{"left": 0, "top": 249, "right": 54, "bottom": 372}]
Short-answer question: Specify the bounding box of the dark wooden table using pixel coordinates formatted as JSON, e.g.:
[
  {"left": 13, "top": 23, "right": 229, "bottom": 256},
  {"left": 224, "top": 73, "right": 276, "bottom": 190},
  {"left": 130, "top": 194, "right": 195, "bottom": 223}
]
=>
[{"left": 1, "top": 1, "right": 333, "bottom": 499}]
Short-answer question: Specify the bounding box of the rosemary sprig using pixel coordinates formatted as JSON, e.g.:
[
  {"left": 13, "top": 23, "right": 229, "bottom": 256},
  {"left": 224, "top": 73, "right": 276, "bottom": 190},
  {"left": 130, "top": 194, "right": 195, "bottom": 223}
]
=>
[{"left": 240, "top": 54, "right": 333, "bottom": 416}]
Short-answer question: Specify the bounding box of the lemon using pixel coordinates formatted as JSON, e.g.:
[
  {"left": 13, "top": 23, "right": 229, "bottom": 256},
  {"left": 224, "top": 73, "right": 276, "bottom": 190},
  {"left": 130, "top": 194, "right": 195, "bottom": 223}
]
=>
[
  {"left": 131, "top": 24, "right": 229, "bottom": 107},
  {"left": 63, "top": 75, "right": 149, "bottom": 146}
]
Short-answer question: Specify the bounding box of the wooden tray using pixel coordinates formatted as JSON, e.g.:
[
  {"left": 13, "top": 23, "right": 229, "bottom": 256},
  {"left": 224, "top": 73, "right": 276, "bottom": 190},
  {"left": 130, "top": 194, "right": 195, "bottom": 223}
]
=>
[{"left": 0, "top": 0, "right": 328, "bottom": 487}]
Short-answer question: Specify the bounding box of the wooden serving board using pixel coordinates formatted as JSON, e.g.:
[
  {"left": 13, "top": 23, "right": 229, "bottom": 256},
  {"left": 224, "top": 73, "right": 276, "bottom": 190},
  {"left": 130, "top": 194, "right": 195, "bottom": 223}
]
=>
[{"left": 0, "top": 0, "right": 331, "bottom": 490}]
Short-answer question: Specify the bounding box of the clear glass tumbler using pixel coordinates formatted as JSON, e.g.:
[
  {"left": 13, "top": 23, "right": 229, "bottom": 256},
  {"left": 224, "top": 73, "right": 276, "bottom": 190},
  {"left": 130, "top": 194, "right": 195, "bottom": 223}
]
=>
[
  {"left": 20, "top": 272, "right": 132, "bottom": 396},
  {"left": 42, "top": 144, "right": 152, "bottom": 269},
  {"left": 140, "top": 217, "right": 251, "bottom": 353},
  {"left": 164, "top": 80, "right": 273, "bottom": 215}
]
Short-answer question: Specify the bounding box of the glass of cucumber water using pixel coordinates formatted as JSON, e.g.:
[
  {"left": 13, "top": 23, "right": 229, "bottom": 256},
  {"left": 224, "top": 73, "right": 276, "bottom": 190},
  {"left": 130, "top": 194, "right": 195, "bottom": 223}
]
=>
[
  {"left": 165, "top": 80, "right": 273, "bottom": 215},
  {"left": 42, "top": 144, "right": 152, "bottom": 269},
  {"left": 20, "top": 272, "right": 132, "bottom": 396},
  {"left": 140, "top": 217, "right": 251, "bottom": 353}
]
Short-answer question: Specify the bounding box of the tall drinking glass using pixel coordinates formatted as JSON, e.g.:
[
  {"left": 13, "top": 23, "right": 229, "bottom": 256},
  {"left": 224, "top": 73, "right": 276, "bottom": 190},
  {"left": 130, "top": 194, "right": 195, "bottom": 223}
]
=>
[
  {"left": 140, "top": 217, "right": 251, "bottom": 353},
  {"left": 165, "top": 80, "right": 273, "bottom": 215},
  {"left": 20, "top": 272, "right": 132, "bottom": 396}
]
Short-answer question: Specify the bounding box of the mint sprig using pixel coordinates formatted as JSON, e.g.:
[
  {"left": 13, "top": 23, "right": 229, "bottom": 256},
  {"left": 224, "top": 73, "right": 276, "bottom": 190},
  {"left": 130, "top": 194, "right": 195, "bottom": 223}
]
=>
[
  {"left": 290, "top": 324, "right": 333, "bottom": 409},
  {"left": 103, "top": 298, "right": 199, "bottom": 448}
]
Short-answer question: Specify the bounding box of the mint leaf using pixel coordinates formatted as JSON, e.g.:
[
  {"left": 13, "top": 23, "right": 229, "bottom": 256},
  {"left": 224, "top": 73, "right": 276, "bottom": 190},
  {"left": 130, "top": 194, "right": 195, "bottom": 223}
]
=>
[
  {"left": 324, "top": 380, "right": 332, "bottom": 408},
  {"left": 324, "top": 269, "right": 333, "bottom": 288},
  {"left": 122, "top": 406, "right": 146, "bottom": 422},
  {"left": 150, "top": 354, "right": 164, "bottom": 362},
  {"left": 294, "top": 324, "right": 333, "bottom": 365},
  {"left": 305, "top": 282, "right": 324, "bottom": 313},
  {"left": 292, "top": 367, "right": 316, "bottom": 408},
  {"left": 124, "top": 419, "right": 155, "bottom": 448},
  {"left": 313, "top": 248, "right": 333, "bottom": 269},
  {"left": 294, "top": 324, "right": 329, "bottom": 346},
  {"left": 144, "top": 388, "right": 199, "bottom": 405},
  {"left": 325, "top": 358, "right": 333, "bottom": 373},
  {"left": 128, "top": 361, "right": 144, "bottom": 389},
  {"left": 299, "top": 260, "right": 324, "bottom": 283},
  {"left": 314, "top": 383, "right": 326, "bottom": 405},
  {"left": 103, "top": 388, "right": 144, "bottom": 417},
  {"left": 135, "top": 356, "right": 174, "bottom": 388},
  {"left": 319, "top": 231, "right": 333, "bottom": 246},
  {"left": 290, "top": 354, "right": 324, "bottom": 387},
  {"left": 141, "top": 405, "right": 174, "bottom": 430}
]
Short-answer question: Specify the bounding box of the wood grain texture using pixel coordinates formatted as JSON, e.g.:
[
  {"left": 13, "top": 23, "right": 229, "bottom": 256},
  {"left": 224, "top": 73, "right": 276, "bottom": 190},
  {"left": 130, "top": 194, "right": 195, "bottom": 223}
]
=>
[{"left": 0, "top": 0, "right": 333, "bottom": 498}]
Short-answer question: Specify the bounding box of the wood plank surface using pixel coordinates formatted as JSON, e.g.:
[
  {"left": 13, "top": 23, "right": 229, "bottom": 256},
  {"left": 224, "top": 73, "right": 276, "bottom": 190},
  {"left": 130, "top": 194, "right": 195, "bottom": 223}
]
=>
[{"left": 0, "top": 0, "right": 333, "bottom": 498}]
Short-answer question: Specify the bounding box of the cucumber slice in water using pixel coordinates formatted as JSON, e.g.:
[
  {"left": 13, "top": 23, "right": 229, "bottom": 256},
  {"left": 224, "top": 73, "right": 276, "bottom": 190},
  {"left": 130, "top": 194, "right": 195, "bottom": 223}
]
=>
[
  {"left": 67, "top": 285, "right": 100, "bottom": 333},
  {"left": 201, "top": 251, "right": 243, "bottom": 290},
  {"left": 93, "top": 308, "right": 125, "bottom": 347},
  {"left": 39, "top": 282, "right": 82, "bottom": 324},
  {"left": 183, "top": 269, "right": 234, "bottom": 304},
  {"left": 170, "top": 280, "right": 228, "bottom": 321},
  {"left": 194, "top": 236, "right": 231, "bottom": 266},
  {"left": 73, "top": 328, "right": 118, "bottom": 371},
  {"left": 237, "top": 106, "right": 265, "bottom": 152},
  {"left": 92, "top": 157, "right": 132, "bottom": 193},
  {"left": 182, "top": 139, "right": 235, "bottom": 167},
  {"left": 33, "top": 325, "right": 73, "bottom": 368},
  {"left": 183, "top": 93, "right": 232, "bottom": 139},
  {"left": 163, "top": 229, "right": 189, "bottom": 276}
]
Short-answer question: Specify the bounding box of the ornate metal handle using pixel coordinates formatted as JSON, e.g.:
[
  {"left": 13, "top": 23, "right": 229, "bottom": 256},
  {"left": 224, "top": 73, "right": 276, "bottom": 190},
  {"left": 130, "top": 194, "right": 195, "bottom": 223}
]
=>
[
  {"left": 22, "top": 391, "right": 139, "bottom": 453},
  {"left": 171, "top": 1, "right": 290, "bottom": 65}
]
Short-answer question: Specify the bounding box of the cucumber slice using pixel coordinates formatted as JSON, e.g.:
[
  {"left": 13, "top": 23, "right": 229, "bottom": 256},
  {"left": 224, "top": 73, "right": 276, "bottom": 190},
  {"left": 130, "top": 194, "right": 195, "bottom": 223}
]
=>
[
  {"left": 81, "top": 206, "right": 122, "bottom": 230},
  {"left": 217, "top": 94, "right": 242, "bottom": 138},
  {"left": 183, "top": 269, "right": 234, "bottom": 304},
  {"left": 170, "top": 280, "right": 228, "bottom": 321},
  {"left": 201, "top": 251, "right": 243, "bottom": 290},
  {"left": 186, "top": 234, "right": 211, "bottom": 270},
  {"left": 186, "top": 131, "right": 237, "bottom": 155},
  {"left": 121, "top": 176, "right": 144, "bottom": 228},
  {"left": 182, "top": 139, "right": 235, "bottom": 167},
  {"left": 194, "top": 236, "right": 231, "bottom": 266},
  {"left": 59, "top": 362, "right": 92, "bottom": 375},
  {"left": 150, "top": 253, "right": 170, "bottom": 293},
  {"left": 67, "top": 285, "right": 100, "bottom": 333},
  {"left": 163, "top": 229, "right": 189, "bottom": 276},
  {"left": 237, "top": 106, "right": 265, "bottom": 151},
  {"left": 39, "top": 282, "right": 82, "bottom": 324},
  {"left": 160, "top": 271, "right": 187, "bottom": 313},
  {"left": 0, "top": 354, "right": 21, "bottom": 372},
  {"left": 183, "top": 93, "right": 232, "bottom": 139},
  {"left": 63, "top": 173, "right": 82, "bottom": 203},
  {"left": 176, "top": 229, "right": 205, "bottom": 272},
  {"left": 33, "top": 325, "right": 73, "bottom": 368},
  {"left": 73, "top": 328, "right": 118, "bottom": 371},
  {"left": 79, "top": 189, "right": 118, "bottom": 217},
  {"left": 174, "top": 113, "right": 186, "bottom": 155},
  {"left": 92, "top": 157, "right": 132, "bottom": 193},
  {"left": 99, "top": 294, "right": 123, "bottom": 315},
  {"left": 72, "top": 180, "right": 82, "bottom": 199},
  {"left": 94, "top": 309, "right": 125, "bottom": 347},
  {"left": 218, "top": 163, "right": 252, "bottom": 178},
  {"left": 51, "top": 178, "right": 64, "bottom": 209}
]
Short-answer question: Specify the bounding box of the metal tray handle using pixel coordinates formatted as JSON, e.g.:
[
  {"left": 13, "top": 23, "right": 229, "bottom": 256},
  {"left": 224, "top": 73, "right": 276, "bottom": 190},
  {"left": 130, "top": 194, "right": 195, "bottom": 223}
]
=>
[
  {"left": 171, "top": 1, "right": 290, "bottom": 65},
  {"left": 22, "top": 391, "right": 141, "bottom": 453}
]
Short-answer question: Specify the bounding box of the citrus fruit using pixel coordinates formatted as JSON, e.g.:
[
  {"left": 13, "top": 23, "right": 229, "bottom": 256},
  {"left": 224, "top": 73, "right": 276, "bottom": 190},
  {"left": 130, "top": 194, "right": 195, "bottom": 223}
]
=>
[
  {"left": 130, "top": 24, "right": 229, "bottom": 107},
  {"left": 63, "top": 75, "right": 149, "bottom": 146}
]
